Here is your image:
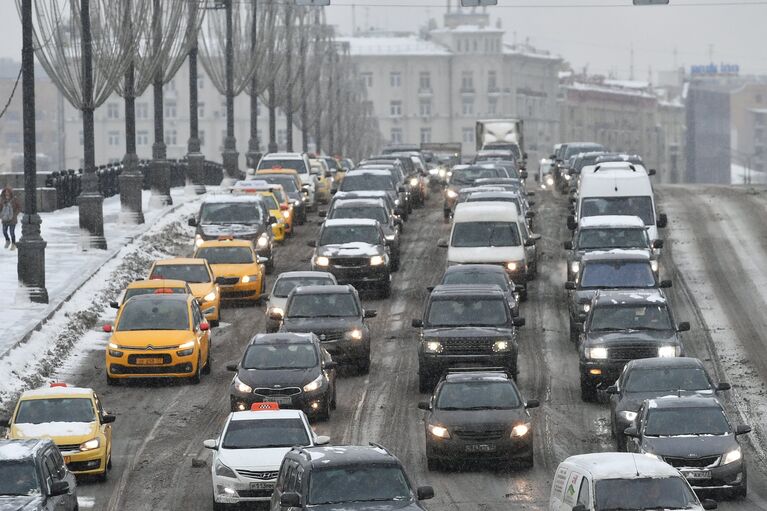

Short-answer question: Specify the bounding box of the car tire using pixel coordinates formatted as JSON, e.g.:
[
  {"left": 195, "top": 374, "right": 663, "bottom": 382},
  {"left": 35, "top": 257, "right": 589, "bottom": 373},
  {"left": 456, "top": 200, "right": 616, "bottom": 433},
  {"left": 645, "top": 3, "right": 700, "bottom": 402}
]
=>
[
  {"left": 391, "top": 256, "right": 400, "bottom": 272},
  {"left": 418, "top": 372, "right": 432, "bottom": 393},
  {"left": 97, "top": 466, "right": 108, "bottom": 483},
  {"left": 580, "top": 376, "right": 597, "bottom": 402},
  {"left": 265, "top": 259, "right": 275, "bottom": 275},
  {"left": 732, "top": 468, "right": 748, "bottom": 499},
  {"left": 190, "top": 354, "right": 202, "bottom": 385},
  {"left": 318, "top": 397, "right": 331, "bottom": 422},
  {"left": 356, "top": 358, "right": 370, "bottom": 375},
  {"left": 331, "top": 385, "right": 337, "bottom": 410},
  {"left": 515, "top": 450, "right": 534, "bottom": 470},
  {"left": 615, "top": 433, "right": 627, "bottom": 452},
  {"left": 106, "top": 375, "right": 118, "bottom": 386},
  {"left": 213, "top": 498, "right": 227, "bottom": 511},
  {"left": 201, "top": 344, "right": 211, "bottom": 375}
]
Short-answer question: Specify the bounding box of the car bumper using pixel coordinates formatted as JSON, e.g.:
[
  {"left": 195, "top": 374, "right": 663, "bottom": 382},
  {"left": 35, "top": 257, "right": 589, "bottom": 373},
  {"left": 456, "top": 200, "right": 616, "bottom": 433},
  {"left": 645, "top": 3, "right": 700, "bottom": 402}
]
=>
[
  {"left": 580, "top": 360, "right": 624, "bottom": 385},
  {"left": 320, "top": 338, "right": 370, "bottom": 364},
  {"left": 200, "top": 299, "right": 220, "bottom": 322},
  {"left": 229, "top": 387, "right": 331, "bottom": 416},
  {"left": 219, "top": 280, "right": 263, "bottom": 301},
  {"left": 426, "top": 434, "right": 532, "bottom": 461},
  {"left": 213, "top": 476, "right": 277, "bottom": 504},
  {"left": 679, "top": 462, "right": 746, "bottom": 492},
  {"left": 107, "top": 349, "right": 200, "bottom": 379},
  {"left": 314, "top": 265, "right": 390, "bottom": 286},
  {"left": 60, "top": 446, "right": 108, "bottom": 475},
  {"left": 419, "top": 352, "right": 517, "bottom": 377}
]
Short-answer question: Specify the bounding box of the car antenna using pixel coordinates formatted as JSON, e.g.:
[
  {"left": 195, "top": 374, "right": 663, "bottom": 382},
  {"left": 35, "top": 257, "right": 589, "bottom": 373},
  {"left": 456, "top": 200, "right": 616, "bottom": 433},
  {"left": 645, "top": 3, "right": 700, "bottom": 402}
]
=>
[{"left": 632, "top": 454, "right": 640, "bottom": 477}]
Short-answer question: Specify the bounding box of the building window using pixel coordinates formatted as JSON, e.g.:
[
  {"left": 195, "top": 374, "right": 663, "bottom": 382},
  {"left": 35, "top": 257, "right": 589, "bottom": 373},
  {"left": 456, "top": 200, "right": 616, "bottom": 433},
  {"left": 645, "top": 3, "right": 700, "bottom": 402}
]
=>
[
  {"left": 199, "top": 130, "right": 205, "bottom": 146},
  {"left": 390, "top": 100, "right": 402, "bottom": 117},
  {"left": 361, "top": 72, "right": 373, "bottom": 87},
  {"left": 420, "top": 127, "right": 432, "bottom": 144},
  {"left": 136, "top": 102, "right": 149, "bottom": 119},
  {"left": 488, "top": 70, "right": 497, "bottom": 91},
  {"left": 137, "top": 130, "right": 149, "bottom": 146},
  {"left": 165, "top": 129, "right": 177, "bottom": 146},
  {"left": 165, "top": 100, "right": 177, "bottom": 119},
  {"left": 390, "top": 128, "right": 402, "bottom": 144},
  {"left": 488, "top": 97, "right": 498, "bottom": 115},
  {"left": 419, "top": 99, "right": 431, "bottom": 117},
  {"left": 419, "top": 72, "right": 431, "bottom": 91},
  {"left": 472, "top": 39, "right": 478, "bottom": 52},
  {"left": 107, "top": 102, "right": 119, "bottom": 120},
  {"left": 79, "top": 130, "right": 84, "bottom": 146},
  {"left": 198, "top": 75, "right": 204, "bottom": 90},
  {"left": 108, "top": 131, "right": 120, "bottom": 146},
  {"left": 198, "top": 102, "right": 205, "bottom": 118},
  {"left": 462, "top": 127, "right": 474, "bottom": 143},
  {"left": 461, "top": 71, "right": 474, "bottom": 92},
  {"left": 390, "top": 72, "right": 401, "bottom": 88},
  {"left": 278, "top": 129, "right": 286, "bottom": 146},
  {"left": 462, "top": 98, "right": 474, "bottom": 116}
]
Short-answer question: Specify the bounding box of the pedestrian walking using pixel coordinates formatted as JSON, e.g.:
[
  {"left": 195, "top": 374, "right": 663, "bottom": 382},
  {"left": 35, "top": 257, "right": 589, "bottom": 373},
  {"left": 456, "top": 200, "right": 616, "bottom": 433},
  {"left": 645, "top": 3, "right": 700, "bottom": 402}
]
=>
[{"left": 1, "top": 186, "right": 21, "bottom": 250}]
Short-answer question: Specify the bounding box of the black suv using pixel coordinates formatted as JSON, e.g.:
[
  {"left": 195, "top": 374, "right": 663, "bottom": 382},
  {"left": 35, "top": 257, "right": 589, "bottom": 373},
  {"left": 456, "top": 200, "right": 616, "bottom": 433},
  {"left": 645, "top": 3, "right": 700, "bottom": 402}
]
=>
[
  {"left": 270, "top": 444, "right": 434, "bottom": 511},
  {"left": 338, "top": 169, "right": 408, "bottom": 220},
  {"left": 0, "top": 439, "right": 78, "bottom": 510},
  {"left": 438, "top": 264, "right": 520, "bottom": 317},
  {"left": 626, "top": 396, "right": 750, "bottom": 499},
  {"left": 226, "top": 333, "right": 338, "bottom": 420},
  {"left": 412, "top": 285, "right": 525, "bottom": 392},
  {"left": 566, "top": 250, "right": 671, "bottom": 343},
  {"left": 276, "top": 285, "right": 376, "bottom": 373},
  {"left": 578, "top": 289, "right": 689, "bottom": 401},
  {"left": 309, "top": 219, "right": 392, "bottom": 297},
  {"left": 418, "top": 369, "right": 539, "bottom": 470},
  {"left": 607, "top": 357, "right": 730, "bottom": 450}
]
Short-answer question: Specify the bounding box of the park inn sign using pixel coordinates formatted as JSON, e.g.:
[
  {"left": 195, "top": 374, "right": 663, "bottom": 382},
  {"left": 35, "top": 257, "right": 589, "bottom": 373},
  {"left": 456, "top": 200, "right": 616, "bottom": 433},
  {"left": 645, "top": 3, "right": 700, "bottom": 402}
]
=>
[{"left": 690, "top": 63, "right": 740, "bottom": 76}]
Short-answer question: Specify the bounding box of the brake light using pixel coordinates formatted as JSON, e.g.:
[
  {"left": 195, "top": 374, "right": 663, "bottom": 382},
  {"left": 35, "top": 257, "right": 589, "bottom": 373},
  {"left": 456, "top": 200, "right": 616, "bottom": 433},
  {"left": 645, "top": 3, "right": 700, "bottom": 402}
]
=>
[
  {"left": 251, "top": 402, "right": 280, "bottom": 411},
  {"left": 280, "top": 204, "right": 289, "bottom": 210},
  {"left": 50, "top": 382, "right": 68, "bottom": 388}
]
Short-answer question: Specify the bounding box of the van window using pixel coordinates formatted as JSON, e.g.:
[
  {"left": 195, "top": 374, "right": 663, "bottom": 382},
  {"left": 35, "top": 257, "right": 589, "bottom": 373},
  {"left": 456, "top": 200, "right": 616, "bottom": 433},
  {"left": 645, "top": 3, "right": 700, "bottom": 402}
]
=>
[
  {"left": 577, "top": 228, "right": 649, "bottom": 250},
  {"left": 576, "top": 477, "right": 590, "bottom": 507},
  {"left": 451, "top": 222, "right": 520, "bottom": 247},
  {"left": 595, "top": 477, "right": 697, "bottom": 510},
  {"left": 580, "top": 196, "right": 655, "bottom": 225}
]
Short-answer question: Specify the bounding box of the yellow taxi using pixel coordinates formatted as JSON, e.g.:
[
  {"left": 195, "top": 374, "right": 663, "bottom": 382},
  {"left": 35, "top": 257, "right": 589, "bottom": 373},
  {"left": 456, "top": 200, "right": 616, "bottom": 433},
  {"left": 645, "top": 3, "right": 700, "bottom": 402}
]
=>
[
  {"left": 148, "top": 258, "right": 221, "bottom": 326},
  {"left": 104, "top": 293, "right": 211, "bottom": 384},
  {"left": 193, "top": 239, "right": 266, "bottom": 302},
  {"left": 309, "top": 158, "right": 333, "bottom": 204},
  {"left": 1, "top": 383, "right": 115, "bottom": 480},
  {"left": 109, "top": 278, "right": 192, "bottom": 311},
  {"left": 232, "top": 180, "right": 295, "bottom": 237},
  {"left": 255, "top": 168, "right": 304, "bottom": 201}
]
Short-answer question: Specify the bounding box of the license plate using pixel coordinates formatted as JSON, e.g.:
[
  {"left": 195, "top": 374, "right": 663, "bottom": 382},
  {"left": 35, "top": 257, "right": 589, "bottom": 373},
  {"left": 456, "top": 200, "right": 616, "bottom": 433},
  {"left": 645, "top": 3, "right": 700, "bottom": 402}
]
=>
[
  {"left": 250, "top": 482, "right": 275, "bottom": 490},
  {"left": 465, "top": 443, "right": 496, "bottom": 453},
  {"left": 685, "top": 470, "right": 711, "bottom": 480},
  {"left": 136, "top": 357, "right": 164, "bottom": 365},
  {"left": 273, "top": 397, "right": 292, "bottom": 405},
  {"left": 64, "top": 456, "right": 71, "bottom": 464}
]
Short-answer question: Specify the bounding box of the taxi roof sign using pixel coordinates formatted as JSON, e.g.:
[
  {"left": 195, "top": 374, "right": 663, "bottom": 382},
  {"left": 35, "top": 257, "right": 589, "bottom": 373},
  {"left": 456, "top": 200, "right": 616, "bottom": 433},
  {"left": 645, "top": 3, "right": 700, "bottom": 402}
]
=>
[
  {"left": 153, "top": 288, "right": 175, "bottom": 294},
  {"left": 250, "top": 402, "right": 280, "bottom": 411},
  {"left": 50, "top": 382, "right": 68, "bottom": 388}
]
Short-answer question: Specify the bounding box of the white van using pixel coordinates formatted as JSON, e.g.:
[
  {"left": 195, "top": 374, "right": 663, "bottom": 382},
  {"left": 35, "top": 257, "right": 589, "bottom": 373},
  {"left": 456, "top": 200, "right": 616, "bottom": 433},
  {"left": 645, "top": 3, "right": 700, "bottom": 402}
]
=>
[
  {"left": 439, "top": 202, "right": 535, "bottom": 299},
  {"left": 572, "top": 167, "right": 666, "bottom": 241},
  {"left": 550, "top": 453, "right": 716, "bottom": 511}
]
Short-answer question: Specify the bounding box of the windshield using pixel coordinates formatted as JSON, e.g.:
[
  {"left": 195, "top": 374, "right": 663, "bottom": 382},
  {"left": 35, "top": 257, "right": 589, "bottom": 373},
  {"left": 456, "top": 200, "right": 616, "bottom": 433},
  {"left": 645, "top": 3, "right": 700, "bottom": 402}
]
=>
[
  {"left": 199, "top": 202, "right": 263, "bottom": 225},
  {"left": 625, "top": 367, "right": 711, "bottom": 393},
  {"left": 124, "top": 286, "right": 185, "bottom": 302},
  {"left": 0, "top": 461, "right": 39, "bottom": 496},
  {"left": 309, "top": 466, "right": 411, "bottom": 505},
  {"left": 644, "top": 407, "right": 730, "bottom": 436},
  {"left": 257, "top": 159, "right": 307, "bottom": 174},
  {"left": 595, "top": 477, "right": 698, "bottom": 510},
  {"left": 580, "top": 261, "right": 655, "bottom": 289},
  {"left": 195, "top": 247, "right": 254, "bottom": 265},
  {"left": 578, "top": 227, "right": 650, "bottom": 249},
  {"left": 222, "top": 418, "right": 309, "bottom": 449},
  {"left": 427, "top": 297, "right": 507, "bottom": 327},
  {"left": 581, "top": 196, "right": 655, "bottom": 225},
  {"left": 436, "top": 381, "right": 521, "bottom": 410},
  {"left": 565, "top": 145, "right": 604, "bottom": 159},
  {"left": 320, "top": 225, "right": 380, "bottom": 246},
  {"left": 589, "top": 305, "right": 672, "bottom": 331},
  {"left": 323, "top": 157, "right": 339, "bottom": 171},
  {"left": 340, "top": 174, "right": 394, "bottom": 192},
  {"left": 15, "top": 397, "right": 95, "bottom": 424},
  {"left": 259, "top": 176, "right": 299, "bottom": 194},
  {"left": 329, "top": 206, "right": 388, "bottom": 224},
  {"left": 242, "top": 343, "right": 318, "bottom": 369},
  {"left": 273, "top": 277, "right": 334, "bottom": 298},
  {"left": 117, "top": 298, "right": 189, "bottom": 331},
  {"left": 450, "top": 167, "right": 504, "bottom": 186},
  {"left": 442, "top": 271, "right": 508, "bottom": 291},
  {"left": 287, "top": 293, "right": 359, "bottom": 318},
  {"left": 451, "top": 222, "right": 520, "bottom": 247},
  {"left": 150, "top": 264, "right": 211, "bottom": 283}
]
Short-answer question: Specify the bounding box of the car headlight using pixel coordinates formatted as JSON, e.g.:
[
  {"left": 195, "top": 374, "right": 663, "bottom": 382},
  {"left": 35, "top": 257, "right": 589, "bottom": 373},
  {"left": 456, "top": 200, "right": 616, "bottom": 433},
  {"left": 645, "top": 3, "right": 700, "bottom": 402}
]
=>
[
  {"left": 428, "top": 424, "right": 450, "bottom": 439},
  {"left": 292, "top": 199, "right": 301, "bottom": 207},
  {"left": 108, "top": 349, "right": 123, "bottom": 357},
  {"left": 195, "top": 234, "right": 204, "bottom": 247},
  {"left": 564, "top": 173, "right": 571, "bottom": 181},
  {"left": 439, "top": 169, "right": 447, "bottom": 178},
  {"left": 423, "top": 341, "right": 443, "bottom": 353},
  {"left": 588, "top": 347, "right": 608, "bottom": 359},
  {"left": 79, "top": 438, "right": 100, "bottom": 452},
  {"left": 511, "top": 423, "right": 531, "bottom": 438},
  {"left": 303, "top": 374, "right": 324, "bottom": 393},
  {"left": 581, "top": 303, "right": 591, "bottom": 313},
  {"left": 242, "top": 274, "right": 259, "bottom": 283},
  {"left": 282, "top": 210, "right": 291, "bottom": 219},
  {"left": 204, "top": 291, "right": 217, "bottom": 302},
  {"left": 214, "top": 459, "right": 237, "bottom": 479},
  {"left": 179, "top": 340, "right": 196, "bottom": 350},
  {"left": 506, "top": 261, "right": 524, "bottom": 272},
  {"left": 394, "top": 198, "right": 401, "bottom": 206},
  {"left": 545, "top": 176, "right": 554, "bottom": 186},
  {"left": 722, "top": 447, "right": 742, "bottom": 465},
  {"left": 618, "top": 411, "right": 637, "bottom": 422},
  {"left": 256, "top": 234, "right": 269, "bottom": 248},
  {"left": 268, "top": 307, "right": 284, "bottom": 318},
  {"left": 384, "top": 233, "right": 396, "bottom": 241},
  {"left": 233, "top": 374, "right": 253, "bottom": 394},
  {"left": 650, "top": 260, "right": 659, "bottom": 273},
  {"left": 446, "top": 189, "right": 458, "bottom": 199},
  {"left": 314, "top": 256, "right": 330, "bottom": 267},
  {"left": 570, "top": 261, "right": 580, "bottom": 274},
  {"left": 348, "top": 329, "right": 363, "bottom": 341},
  {"left": 657, "top": 345, "right": 679, "bottom": 358},
  {"left": 492, "top": 340, "right": 510, "bottom": 352},
  {"left": 370, "top": 255, "right": 385, "bottom": 266},
  {"left": 409, "top": 177, "right": 418, "bottom": 187},
  {"left": 108, "top": 342, "right": 119, "bottom": 350},
  {"left": 429, "top": 168, "right": 439, "bottom": 176}
]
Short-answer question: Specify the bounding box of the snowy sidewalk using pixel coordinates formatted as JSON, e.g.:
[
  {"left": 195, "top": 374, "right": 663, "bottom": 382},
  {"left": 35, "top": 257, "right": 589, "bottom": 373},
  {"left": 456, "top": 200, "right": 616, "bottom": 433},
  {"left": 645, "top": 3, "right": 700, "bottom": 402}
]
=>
[{"left": 3, "top": 188, "right": 208, "bottom": 357}]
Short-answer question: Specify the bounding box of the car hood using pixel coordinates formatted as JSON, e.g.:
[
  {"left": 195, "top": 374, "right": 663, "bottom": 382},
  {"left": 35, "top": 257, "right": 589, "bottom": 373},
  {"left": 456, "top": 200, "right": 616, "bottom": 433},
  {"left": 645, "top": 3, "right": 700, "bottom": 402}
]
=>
[
  {"left": 422, "top": 326, "right": 514, "bottom": 338},
  {"left": 210, "top": 263, "right": 259, "bottom": 278},
  {"left": 447, "top": 246, "right": 525, "bottom": 264},
  {"left": 617, "top": 390, "right": 715, "bottom": 414},
  {"left": 643, "top": 434, "right": 738, "bottom": 459},
  {"left": 431, "top": 408, "right": 528, "bottom": 428},
  {"left": 218, "top": 446, "right": 292, "bottom": 472},
  {"left": 189, "top": 282, "right": 216, "bottom": 298},
  {"left": 110, "top": 330, "right": 195, "bottom": 348},
  {"left": 0, "top": 496, "right": 43, "bottom": 511},
  {"left": 11, "top": 421, "right": 99, "bottom": 446},
  {"left": 236, "top": 367, "right": 319, "bottom": 388},
  {"left": 308, "top": 500, "right": 423, "bottom": 511},
  {"left": 282, "top": 317, "right": 363, "bottom": 332},
  {"left": 200, "top": 223, "right": 265, "bottom": 238},
  {"left": 585, "top": 330, "right": 679, "bottom": 346},
  {"left": 317, "top": 243, "right": 384, "bottom": 258}
]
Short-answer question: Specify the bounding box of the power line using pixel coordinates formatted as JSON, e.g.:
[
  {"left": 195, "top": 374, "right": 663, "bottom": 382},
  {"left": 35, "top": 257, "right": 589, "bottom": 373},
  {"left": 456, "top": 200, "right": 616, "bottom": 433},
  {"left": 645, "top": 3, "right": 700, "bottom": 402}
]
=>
[{"left": 0, "top": 66, "right": 22, "bottom": 121}]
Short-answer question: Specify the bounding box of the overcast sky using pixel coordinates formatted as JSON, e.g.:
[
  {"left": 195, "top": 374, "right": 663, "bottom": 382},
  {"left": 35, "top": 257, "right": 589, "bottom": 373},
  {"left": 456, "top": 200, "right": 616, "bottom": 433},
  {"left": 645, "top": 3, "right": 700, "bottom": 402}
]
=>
[{"left": 0, "top": 1, "right": 765, "bottom": 82}]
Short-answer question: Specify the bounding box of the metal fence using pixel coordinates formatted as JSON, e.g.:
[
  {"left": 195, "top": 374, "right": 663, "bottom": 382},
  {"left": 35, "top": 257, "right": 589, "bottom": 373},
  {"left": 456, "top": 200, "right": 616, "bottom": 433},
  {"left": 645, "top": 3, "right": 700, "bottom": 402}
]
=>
[{"left": 45, "top": 159, "right": 225, "bottom": 210}]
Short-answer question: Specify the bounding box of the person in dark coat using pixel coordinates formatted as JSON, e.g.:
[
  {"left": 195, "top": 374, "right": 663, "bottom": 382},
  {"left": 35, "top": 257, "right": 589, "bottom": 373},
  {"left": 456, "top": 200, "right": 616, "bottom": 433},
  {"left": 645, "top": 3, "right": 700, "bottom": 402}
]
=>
[{"left": 0, "top": 186, "right": 21, "bottom": 250}]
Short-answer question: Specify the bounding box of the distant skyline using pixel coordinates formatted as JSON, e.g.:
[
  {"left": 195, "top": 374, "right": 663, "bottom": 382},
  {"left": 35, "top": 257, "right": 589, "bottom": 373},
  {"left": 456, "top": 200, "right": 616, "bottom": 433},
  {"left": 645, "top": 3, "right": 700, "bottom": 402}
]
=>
[{"left": 0, "top": 1, "right": 765, "bottom": 84}]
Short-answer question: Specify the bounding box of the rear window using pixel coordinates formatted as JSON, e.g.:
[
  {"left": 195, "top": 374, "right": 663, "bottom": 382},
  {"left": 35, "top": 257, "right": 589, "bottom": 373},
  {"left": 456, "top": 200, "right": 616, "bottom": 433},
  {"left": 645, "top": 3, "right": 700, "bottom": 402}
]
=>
[
  {"left": 595, "top": 477, "right": 697, "bottom": 510},
  {"left": 451, "top": 221, "right": 521, "bottom": 248},
  {"left": 580, "top": 261, "right": 655, "bottom": 289},
  {"left": 257, "top": 158, "right": 308, "bottom": 174}
]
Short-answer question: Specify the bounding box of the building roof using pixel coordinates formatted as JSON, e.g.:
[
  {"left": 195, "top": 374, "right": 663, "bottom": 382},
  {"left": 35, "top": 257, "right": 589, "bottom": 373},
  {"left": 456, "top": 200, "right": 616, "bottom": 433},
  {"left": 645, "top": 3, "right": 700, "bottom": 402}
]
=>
[
  {"left": 565, "top": 82, "right": 657, "bottom": 100},
  {"left": 502, "top": 43, "right": 562, "bottom": 61},
  {"left": 337, "top": 35, "right": 451, "bottom": 57}
]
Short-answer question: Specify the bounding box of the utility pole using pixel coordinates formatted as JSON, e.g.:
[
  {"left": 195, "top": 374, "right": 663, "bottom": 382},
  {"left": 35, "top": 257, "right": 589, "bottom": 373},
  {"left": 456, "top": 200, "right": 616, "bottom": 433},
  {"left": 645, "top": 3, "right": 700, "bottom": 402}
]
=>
[
  {"left": 285, "top": 2, "right": 294, "bottom": 152},
  {"left": 246, "top": 0, "right": 260, "bottom": 168}
]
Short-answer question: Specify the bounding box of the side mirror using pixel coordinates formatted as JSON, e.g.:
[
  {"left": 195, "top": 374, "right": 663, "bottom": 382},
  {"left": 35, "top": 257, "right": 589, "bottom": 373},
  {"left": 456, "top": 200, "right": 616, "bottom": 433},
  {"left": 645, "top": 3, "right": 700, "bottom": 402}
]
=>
[
  {"left": 563, "top": 241, "right": 573, "bottom": 250},
  {"left": 524, "top": 238, "right": 535, "bottom": 247},
  {"left": 268, "top": 215, "right": 278, "bottom": 225},
  {"left": 49, "top": 481, "right": 69, "bottom": 497},
  {"left": 225, "top": 363, "right": 238, "bottom": 372},
  {"left": 606, "top": 385, "right": 619, "bottom": 395},
  {"left": 200, "top": 322, "right": 210, "bottom": 331},
  {"left": 416, "top": 486, "right": 435, "bottom": 501},
  {"left": 652, "top": 239, "right": 664, "bottom": 249},
  {"left": 257, "top": 256, "right": 268, "bottom": 265},
  {"left": 513, "top": 317, "right": 526, "bottom": 327},
  {"left": 323, "top": 361, "right": 338, "bottom": 370},
  {"left": 307, "top": 240, "right": 317, "bottom": 248},
  {"left": 412, "top": 318, "right": 423, "bottom": 328},
  {"left": 565, "top": 282, "right": 576, "bottom": 290},
  {"left": 426, "top": 286, "right": 435, "bottom": 292},
  {"left": 526, "top": 191, "right": 536, "bottom": 197},
  {"left": 657, "top": 213, "right": 668, "bottom": 228},
  {"left": 109, "top": 300, "right": 119, "bottom": 309},
  {"left": 566, "top": 215, "right": 577, "bottom": 231},
  {"left": 188, "top": 217, "right": 197, "bottom": 227},
  {"left": 659, "top": 280, "right": 672, "bottom": 288},
  {"left": 735, "top": 424, "right": 752, "bottom": 435},
  {"left": 436, "top": 238, "right": 448, "bottom": 248},
  {"left": 677, "top": 321, "right": 690, "bottom": 332},
  {"left": 318, "top": 210, "right": 327, "bottom": 217},
  {"left": 624, "top": 426, "right": 639, "bottom": 438},
  {"left": 527, "top": 200, "right": 536, "bottom": 207},
  {"left": 315, "top": 435, "right": 330, "bottom": 445},
  {"left": 203, "top": 439, "right": 218, "bottom": 450},
  {"left": 716, "top": 382, "right": 732, "bottom": 391},
  {"left": 648, "top": 168, "right": 657, "bottom": 176},
  {"left": 520, "top": 171, "right": 528, "bottom": 179},
  {"left": 417, "top": 401, "right": 431, "bottom": 411},
  {"left": 525, "top": 399, "right": 540, "bottom": 409},
  {"left": 102, "top": 413, "right": 116, "bottom": 424},
  {"left": 280, "top": 492, "right": 301, "bottom": 508},
  {"left": 525, "top": 211, "right": 535, "bottom": 219},
  {"left": 102, "top": 324, "right": 113, "bottom": 333},
  {"left": 702, "top": 500, "right": 718, "bottom": 510},
  {"left": 364, "top": 309, "right": 377, "bottom": 318}
]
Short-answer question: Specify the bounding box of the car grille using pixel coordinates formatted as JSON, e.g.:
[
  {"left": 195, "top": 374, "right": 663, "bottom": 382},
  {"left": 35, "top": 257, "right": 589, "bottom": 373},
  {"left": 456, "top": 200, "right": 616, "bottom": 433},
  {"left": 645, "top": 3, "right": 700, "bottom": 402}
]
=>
[
  {"left": 253, "top": 387, "right": 301, "bottom": 397},
  {"left": 607, "top": 346, "right": 659, "bottom": 361},
  {"left": 330, "top": 257, "right": 369, "bottom": 267},
  {"left": 216, "top": 276, "right": 240, "bottom": 285},
  {"left": 455, "top": 429, "right": 506, "bottom": 441},
  {"left": 57, "top": 443, "right": 81, "bottom": 452},
  {"left": 664, "top": 455, "right": 720, "bottom": 468},
  {"left": 236, "top": 469, "right": 279, "bottom": 480},
  {"left": 442, "top": 337, "right": 496, "bottom": 354},
  {"left": 316, "top": 331, "right": 346, "bottom": 342},
  {"left": 221, "top": 290, "right": 256, "bottom": 298}
]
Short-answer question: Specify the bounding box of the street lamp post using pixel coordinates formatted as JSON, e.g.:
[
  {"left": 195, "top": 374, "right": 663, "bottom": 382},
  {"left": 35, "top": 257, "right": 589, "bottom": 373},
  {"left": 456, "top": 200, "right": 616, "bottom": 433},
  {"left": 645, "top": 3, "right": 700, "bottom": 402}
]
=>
[
  {"left": 221, "top": 0, "right": 239, "bottom": 184},
  {"left": 245, "top": 0, "right": 260, "bottom": 169},
  {"left": 17, "top": 0, "right": 48, "bottom": 304},
  {"left": 119, "top": 57, "right": 145, "bottom": 223},
  {"left": 187, "top": 41, "right": 206, "bottom": 194},
  {"left": 149, "top": 0, "right": 172, "bottom": 208},
  {"left": 284, "top": 2, "right": 294, "bottom": 152}
]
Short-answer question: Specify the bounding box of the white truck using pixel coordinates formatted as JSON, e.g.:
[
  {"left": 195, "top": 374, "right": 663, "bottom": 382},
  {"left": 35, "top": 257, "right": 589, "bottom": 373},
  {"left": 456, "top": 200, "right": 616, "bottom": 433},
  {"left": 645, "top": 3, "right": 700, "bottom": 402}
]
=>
[{"left": 475, "top": 119, "right": 526, "bottom": 167}]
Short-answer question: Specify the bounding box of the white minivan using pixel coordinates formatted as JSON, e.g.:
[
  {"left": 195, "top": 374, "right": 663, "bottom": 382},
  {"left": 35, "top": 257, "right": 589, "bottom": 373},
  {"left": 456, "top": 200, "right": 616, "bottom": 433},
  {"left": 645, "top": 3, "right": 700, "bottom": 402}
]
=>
[
  {"left": 549, "top": 453, "right": 716, "bottom": 511},
  {"left": 570, "top": 166, "right": 666, "bottom": 242},
  {"left": 439, "top": 202, "right": 536, "bottom": 299}
]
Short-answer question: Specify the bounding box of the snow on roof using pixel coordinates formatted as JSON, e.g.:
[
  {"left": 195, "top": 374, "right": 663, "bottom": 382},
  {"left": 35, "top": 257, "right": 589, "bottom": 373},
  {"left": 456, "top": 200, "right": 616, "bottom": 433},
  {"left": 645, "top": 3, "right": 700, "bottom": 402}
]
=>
[
  {"left": 203, "top": 194, "right": 263, "bottom": 204},
  {"left": 603, "top": 79, "right": 650, "bottom": 90},
  {"left": 565, "top": 453, "right": 681, "bottom": 479},
  {"left": 565, "top": 82, "right": 657, "bottom": 100},
  {"left": 454, "top": 201, "right": 521, "bottom": 221},
  {"left": 432, "top": 24, "right": 503, "bottom": 34},
  {"left": 14, "top": 421, "right": 94, "bottom": 438},
  {"left": 582, "top": 249, "right": 651, "bottom": 260},
  {"left": 22, "top": 385, "right": 93, "bottom": 397},
  {"left": 337, "top": 35, "right": 450, "bottom": 56},
  {"left": 347, "top": 169, "right": 392, "bottom": 177},
  {"left": 579, "top": 215, "right": 646, "bottom": 229},
  {"left": 276, "top": 271, "right": 336, "bottom": 280},
  {"left": 323, "top": 218, "right": 379, "bottom": 227},
  {"left": 503, "top": 43, "right": 561, "bottom": 61},
  {"left": 0, "top": 440, "right": 42, "bottom": 460},
  {"left": 230, "top": 409, "right": 306, "bottom": 421},
  {"left": 262, "top": 153, "right": 304, "bottom": 160}
]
